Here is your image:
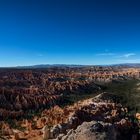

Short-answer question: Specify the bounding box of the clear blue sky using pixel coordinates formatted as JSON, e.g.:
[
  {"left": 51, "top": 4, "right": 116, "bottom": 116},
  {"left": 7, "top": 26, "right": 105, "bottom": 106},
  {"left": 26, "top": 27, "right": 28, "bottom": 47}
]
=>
[{"left": 0, "top": 0, "right": 140, "bottom": 66}]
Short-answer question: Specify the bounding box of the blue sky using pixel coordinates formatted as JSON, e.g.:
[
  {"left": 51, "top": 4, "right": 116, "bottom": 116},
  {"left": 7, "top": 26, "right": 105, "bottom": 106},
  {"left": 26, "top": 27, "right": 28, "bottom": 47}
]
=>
[{"left": 0, "top": 0, "right": 140, "bottom": 66}]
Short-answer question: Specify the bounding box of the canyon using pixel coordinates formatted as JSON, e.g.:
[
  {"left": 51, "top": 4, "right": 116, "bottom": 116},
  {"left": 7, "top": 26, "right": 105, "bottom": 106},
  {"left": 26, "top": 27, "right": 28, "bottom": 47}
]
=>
[{"left": 0, "top": 66, "right": 140, "bottom": 140}]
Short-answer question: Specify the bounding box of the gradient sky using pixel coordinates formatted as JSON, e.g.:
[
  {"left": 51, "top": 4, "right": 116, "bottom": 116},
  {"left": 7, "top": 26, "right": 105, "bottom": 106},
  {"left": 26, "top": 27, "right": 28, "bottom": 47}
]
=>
[{"left": 0, "top": 0, "right": 140, "bottom": 66}]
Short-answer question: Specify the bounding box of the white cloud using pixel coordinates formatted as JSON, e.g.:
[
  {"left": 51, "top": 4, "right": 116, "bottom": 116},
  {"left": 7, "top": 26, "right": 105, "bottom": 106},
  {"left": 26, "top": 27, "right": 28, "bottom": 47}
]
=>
[{"left": 123, "top": 53, "right": 136, "bottom": 58}]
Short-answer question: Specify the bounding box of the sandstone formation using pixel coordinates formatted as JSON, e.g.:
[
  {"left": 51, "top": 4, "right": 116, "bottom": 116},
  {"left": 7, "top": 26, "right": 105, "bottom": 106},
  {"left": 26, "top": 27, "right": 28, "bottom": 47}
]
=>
[
  {"left": 0, "top": 67, "right": 140, "bottom": 140},
  {"left": 0, "top": 67, "right": 140, "bottom": 119}
]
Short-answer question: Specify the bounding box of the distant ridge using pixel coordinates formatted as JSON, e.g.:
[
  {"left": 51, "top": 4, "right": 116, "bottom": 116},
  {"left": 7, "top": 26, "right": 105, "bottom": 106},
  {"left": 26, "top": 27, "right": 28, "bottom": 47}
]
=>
[
  {"left": 112, "top": 63, "right": 140, "bottom": 68},
  {"left": 16, "top": 64, "right": 89, "bottom": 68},
  {"left": 1, "top": 63, "right": 140, "bottom": 69},
  {"left": 16, "top": 63, "right": 140, "bottom": 68}
]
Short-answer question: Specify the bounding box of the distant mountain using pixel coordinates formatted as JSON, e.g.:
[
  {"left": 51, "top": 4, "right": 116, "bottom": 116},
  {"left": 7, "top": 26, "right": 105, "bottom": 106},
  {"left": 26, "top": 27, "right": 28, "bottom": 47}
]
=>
[
  {"left": 1, "top": 63, "right": 140, "bottom": 69},
  {"left": 18, "top": 63, "right": 140, "bottom": 68},
  {"left": 16, "top": 64, "right": 89, "bottom": 69},
  {"left": 111, "top": 63, "right": 140, "bottom": 68}
]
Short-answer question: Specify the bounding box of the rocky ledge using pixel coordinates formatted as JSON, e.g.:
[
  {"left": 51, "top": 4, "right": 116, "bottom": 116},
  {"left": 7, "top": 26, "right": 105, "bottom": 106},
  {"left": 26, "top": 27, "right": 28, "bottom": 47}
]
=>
[{"left": 43, "top": 93, "right": 140, "bottom": 140}]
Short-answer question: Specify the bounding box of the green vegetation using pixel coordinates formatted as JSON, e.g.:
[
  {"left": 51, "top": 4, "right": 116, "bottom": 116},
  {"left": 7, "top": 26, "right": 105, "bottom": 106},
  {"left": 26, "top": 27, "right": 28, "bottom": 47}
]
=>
[
  {"left": 60, "top": 92, "right": 98, "bottom": 107},
  {"left": 102, "top": 80, "right": 140, "bottom": 114},
  {"left": 61, "top": 79, "right": 140, "bottom": 114},
  {"left": 55, "top": 79, "right": 140, "bottom": 114}
]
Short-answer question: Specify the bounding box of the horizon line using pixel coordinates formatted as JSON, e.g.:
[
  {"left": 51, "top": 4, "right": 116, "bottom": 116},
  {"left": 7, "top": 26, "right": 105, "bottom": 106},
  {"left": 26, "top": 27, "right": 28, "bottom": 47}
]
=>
[{"left": 0, "top": 63, "right": 140, "bottom": 68}]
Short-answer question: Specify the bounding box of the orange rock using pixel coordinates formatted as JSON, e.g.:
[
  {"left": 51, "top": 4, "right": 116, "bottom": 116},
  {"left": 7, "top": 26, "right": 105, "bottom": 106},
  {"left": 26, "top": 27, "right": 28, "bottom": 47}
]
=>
[
  {"left": 136, "top": 113, "right": 140, "bottom": 120},
  {"left": 111, "top": 110, "right": 118, "bottom": 117},
  {"left": 14, "top": 131, "right": 27, "bottom": 140}
]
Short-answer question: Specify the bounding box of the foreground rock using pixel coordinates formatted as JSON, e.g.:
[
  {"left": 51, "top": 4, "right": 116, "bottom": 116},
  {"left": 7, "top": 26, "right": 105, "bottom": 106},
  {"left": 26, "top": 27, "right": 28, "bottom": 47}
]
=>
[
  {"left": 46, "top": 93, "right": 140, "bottom": 140},
  {"left": 56, "top": 120, "right": 138, "bottom": 140}
]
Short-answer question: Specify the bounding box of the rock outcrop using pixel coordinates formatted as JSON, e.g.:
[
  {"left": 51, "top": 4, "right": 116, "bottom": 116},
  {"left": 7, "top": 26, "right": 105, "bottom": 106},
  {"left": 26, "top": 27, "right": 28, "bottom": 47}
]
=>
[{"left": 44, "top": 93, "right": 140, "bottom": 140}]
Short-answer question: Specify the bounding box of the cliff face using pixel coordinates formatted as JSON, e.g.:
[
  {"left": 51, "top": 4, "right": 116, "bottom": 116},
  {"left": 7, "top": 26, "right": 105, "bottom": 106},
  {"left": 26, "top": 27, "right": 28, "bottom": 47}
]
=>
[{"left": 0, "top": 67, "right": 140, "bottom": 119}]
